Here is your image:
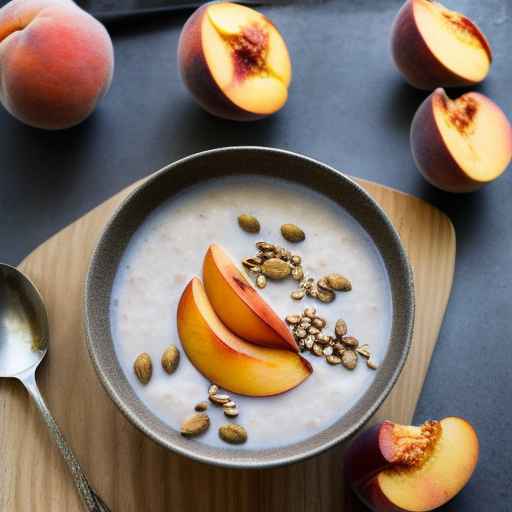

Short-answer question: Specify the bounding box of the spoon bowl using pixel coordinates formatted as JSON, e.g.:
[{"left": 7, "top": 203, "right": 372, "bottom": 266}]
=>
[{"left": 0, "top": 263, "right": 48, "bottom": 377}]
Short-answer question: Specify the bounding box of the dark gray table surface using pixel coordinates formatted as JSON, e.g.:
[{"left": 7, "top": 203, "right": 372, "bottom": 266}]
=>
[{"left": 1, "top": 1, "right": 510, "bottom": 510}]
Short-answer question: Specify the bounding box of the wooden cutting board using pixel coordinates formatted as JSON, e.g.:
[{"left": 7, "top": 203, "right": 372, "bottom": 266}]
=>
[{"left": 0, "top": 177, "right": 455, "bottom": 512}]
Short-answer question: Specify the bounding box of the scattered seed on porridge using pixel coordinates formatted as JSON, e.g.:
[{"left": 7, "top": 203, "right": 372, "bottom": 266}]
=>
[
  {"left": 291, "top": 289, "right": 306, "bottom": 300},
  {"left": 134, "top": 353, "right": 152, "bottom": 385},
  {"left": 335, "top": 319, "right": 348, "bottom": 338},
  {"left": 161, "top": 345, "right": 180, "bottom": 375},
  {"left": 356, "top": 345, "right": 371, "bottom": 359},
  {"left": 209, "top": 394, "right": 231, "bottom": 405},
  {"left": 195, "top": 401, "right": 209, "bottom": 412},
  {"left": 342, "top": 350, "right": 358, "bottom": 370},
  {"left": 219, "top": 424, "right": 247, "bottom": 444},
  {"left": 181, "top": 413, "right": 210, "bottom": 437},
  {"left": 256, "top": 274, "right": 267, "bottom": 289},
  {"left": 367, "top": 359, "right": 379, "bottom": 370},
  {"left": 325, "top": 273, "right": 352, "bottom": 291},
  {"left": 281, "top": 223, "right": 305, "bottom": 243},
  {"left": 238, "top": 214, "right": 261, "bottom": 233},
  {"left": 342, "top": 336, "right": 359, "bottom": 348}
]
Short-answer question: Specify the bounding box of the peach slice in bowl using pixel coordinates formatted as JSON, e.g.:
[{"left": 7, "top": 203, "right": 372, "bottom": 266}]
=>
[{"left": 203, "top": 243, "right": 298, "bottom": 352}]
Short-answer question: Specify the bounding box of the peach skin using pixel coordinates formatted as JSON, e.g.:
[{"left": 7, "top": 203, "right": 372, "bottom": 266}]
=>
[
  {"left": 178, "top": 1, "right": 292, "bottom": 121},
  {"left": 203, "top": 244, "right": 298, "bottom": 352},
  {"left": 391, "top": 0, "right": 492, "bottom": 90},
  {"left": 345, "top": 417, "right": 479, "bottom": 512},
  {"left": 177, "top": 277, "right": 312, "bottom": 397},
  {"left": 411, "top": 88, "right": 512, "bottom": 193},
  {"left": 0, "top": 0, "right": 114, "bottom": 129}
]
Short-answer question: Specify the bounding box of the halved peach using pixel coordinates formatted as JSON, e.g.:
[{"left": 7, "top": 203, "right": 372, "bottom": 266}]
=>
[
  {"left": 345, "top": 417, "right": 479, "bottom": 512},
  {"left": 411, "top": 88, "right": 512, "bottom": 192},
  {"left": 391, "top": 0, "right": 492, "bottom": 90},
  {"left": 178, "top": 2, "right": 292, "bottom": 120},
  {"left": 203, "top": 244, "right": 298, "bottom": 352},
  {"left": 177, "top": 277, "right": 312, "bottom": 396}
]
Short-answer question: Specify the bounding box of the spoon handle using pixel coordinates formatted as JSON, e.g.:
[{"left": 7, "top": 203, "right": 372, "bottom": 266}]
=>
[{"left": 21, "top": 371, "right": 111, "bottom": 512}]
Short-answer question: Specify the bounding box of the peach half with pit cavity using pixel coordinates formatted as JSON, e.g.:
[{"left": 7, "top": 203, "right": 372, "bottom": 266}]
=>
[{"left": 178, "top": 2, "right": 292, "bottom": 121}]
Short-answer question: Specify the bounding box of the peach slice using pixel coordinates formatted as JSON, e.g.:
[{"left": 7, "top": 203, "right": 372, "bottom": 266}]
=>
[
  {"left": 178, "top": 2, "right": 292, "bottom": 121},
  {"left": 203, "top": 244, "right": 298, "bottom": 352},
  {"left": 391, "top": 0, "right": 492, "bottom": 90},
  {"left": 345, "top": 417, "right": 479, "bottom": 512},
  {"left": 411, "top": 88, "right": 512, "bottom": 192},
  {"left": 177, "top": 277, "right": 312, "bottom": 396}
]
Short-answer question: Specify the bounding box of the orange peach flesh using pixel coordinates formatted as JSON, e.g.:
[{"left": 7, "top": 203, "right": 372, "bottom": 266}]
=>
[
  {"left": 177, "top": 278, "right": 312, "bottom": 397},
  {"left": 201, "top": 2, "right": 291, "bottom": 116},
  {"left": 378, "top": 418, "right": 479, "bottom": 512},
  {"left": 433, "top": 90, "right": 512, "bottom": 183},
  {"left": 414, "top": 0, "right": 491, "bottom": 83},
  {"left": 203, "top": 244, "right": 298, "bottom": 351}
]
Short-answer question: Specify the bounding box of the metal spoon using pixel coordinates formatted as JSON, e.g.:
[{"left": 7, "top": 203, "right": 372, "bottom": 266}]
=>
[{"left": 0, "top": 263, "right": 110, "bottom": 512}]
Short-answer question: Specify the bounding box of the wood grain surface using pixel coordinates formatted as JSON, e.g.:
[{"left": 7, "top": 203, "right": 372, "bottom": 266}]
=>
[{"left": 0, "top": 177, "right": 455, "bottom": 512}]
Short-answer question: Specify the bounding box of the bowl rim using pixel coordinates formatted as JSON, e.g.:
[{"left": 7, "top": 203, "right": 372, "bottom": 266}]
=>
[{"left": 85, "top": 146, "right": 414, "bottom": 469}]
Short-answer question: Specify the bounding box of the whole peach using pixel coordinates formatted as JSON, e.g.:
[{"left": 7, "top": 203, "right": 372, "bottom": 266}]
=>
[{"left": 0, "top": 0, "right": 114, "bottom": 129}]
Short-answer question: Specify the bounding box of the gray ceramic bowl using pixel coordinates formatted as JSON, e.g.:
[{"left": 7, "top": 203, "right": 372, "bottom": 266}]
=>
[{"left": 85, "top": 147, "right": 414, "bottom": 469}]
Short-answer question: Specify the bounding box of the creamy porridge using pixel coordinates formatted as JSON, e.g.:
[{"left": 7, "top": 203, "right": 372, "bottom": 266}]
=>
[{"left": 110, "top": 176, "right": 392, "bottom": 449}]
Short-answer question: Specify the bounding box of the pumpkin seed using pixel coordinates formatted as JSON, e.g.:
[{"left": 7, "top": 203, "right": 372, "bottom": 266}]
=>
[
  {"left": 291, "top": 255, "right": 302, "bottom": 266},
  {"left": 367, "top": 359, "right": 379, "bottom": 370},
  {"left": 326, "top": 355, "right": 342, "bottom": 365},
  {"left": 238, "top": 214, "right": 260, "bottom": 233},
  {"left": 342, "top": 350, "right": 358, "bottom": 370},
  {"left": 262, "top": 258, "right": 291, "bottom": 280},
  {"left": 134, "top": 353, "right": 152, "bottom": 385},
  {"left": 223, "top": 406, "right": 239, "bottom": 418},
  {"left": 181, "top": 413, "right": 210, "bottom": 437},
  {"left": 194, "top": 401, "right": 208, "bottom": 412},
  {"left": 209, "top": 394, "right": 231, "bottom": 405},
  {"left": 305, "top": 335, "right": 315, "bottom": 349},
  {"left": 335, "top": 319, "right": 348, "bottom": 338},
  {"left": 219, "top": 424, "right": 247, "bottom": 444},
  {"left": 317, "top": 288, "right": 335, "bottom": 303},
  {"left": 295, "top": 328, "right": 307, "bottom": 339},
  {"left": 161, "top": 345, "right": 180, "bottom": 375},
  {"left": 334, "top": 342, "right": 345, "bottom": 355},
  {"left": 356, "top": 345, "right": 371, "bottom": 359},
  {"left": 286, "top": 314, "right": 301, "bottom": 325},
  {"left": 312, "top": 317, "right": 326, "bottom": 329},
  {"left": 291, "top": 266, "right": 304, "bottom": 281},
  {"left": 281, "top": 224, "right": 305, "bottom": 243},
  {"left": 256, "top": 274, "right": 267, "bottom": 289},
  {"left": 304, "top": 307, "right": 316, "bottom": 319},
  {"left": 316, "top": 334, "right": 331, "bottom": 345},
  {"left": 326, "top": 273, "right": 352, "bottom": 291},
  {"left": 342, "top": 336, "right": 359, "bottom": 348},
  {"left": 323, "top": 346, "right": 333, "bottom": 357},
  {"left": 256, "top": 242, "right": 275, "bottom": 252},
  {"left": 242, "top": 256, "right": 262, "bottom": 268},
  {"left": 312, "top": 343, "right": 323, "bottom": 356},
  {"left": 291, "top": 289, "right": 305, "bottom": 300}
]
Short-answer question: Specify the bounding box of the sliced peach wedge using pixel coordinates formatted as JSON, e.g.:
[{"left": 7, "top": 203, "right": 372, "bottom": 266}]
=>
[
  {"left": 203, "top": 244, "right": 298, "bottom": 352},
  {"left": 391, "top": 0, "right": 492, "bottom": 90},
  {"left": 411, "top": 88, "right": 512, "bottom": 192},
  {"left": 177, "top": 278, "right": 312, "bottom": 396},
  {"left": 178, "top": 2, "right": 292, "bottom": 120},
  {"left": 345, "top": 417, "right": 479, "bottom": 512}
]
